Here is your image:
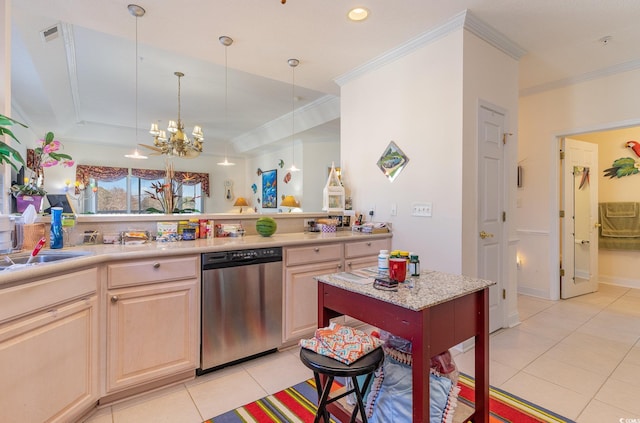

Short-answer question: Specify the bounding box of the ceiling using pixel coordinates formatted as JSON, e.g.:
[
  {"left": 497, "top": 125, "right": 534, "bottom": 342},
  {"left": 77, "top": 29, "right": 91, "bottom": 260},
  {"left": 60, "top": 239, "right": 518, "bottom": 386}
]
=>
[{"left": 9, "top": 0, "right": 640, "bottom": 158}]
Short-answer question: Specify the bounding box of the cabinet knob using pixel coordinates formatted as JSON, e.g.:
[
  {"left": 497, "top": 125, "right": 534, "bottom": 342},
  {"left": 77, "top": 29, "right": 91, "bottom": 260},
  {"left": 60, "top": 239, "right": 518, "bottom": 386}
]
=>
[
  {"left": 337, "top": 264, "right": 342, "bottom": 269},
  {"left": 367, "top": 242, "right": 371, "bottom": 246},
  {"left": 153, "top": 262, "right": 161, "bottom": 269},
  {"left": 111, "top": 295, "right": 119, "bottom": 303},
  {"left": 314, "top": 248, "right": 320, "bottom": 252},
  {"left": 347, "top": 261, "right": 352, "bottom": 268}
]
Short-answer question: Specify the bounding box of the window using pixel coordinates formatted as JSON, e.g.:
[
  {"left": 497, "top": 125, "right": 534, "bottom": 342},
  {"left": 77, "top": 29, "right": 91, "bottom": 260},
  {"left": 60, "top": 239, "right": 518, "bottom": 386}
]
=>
[{"left": 75, "top": 165, "right": 209, "bottom": 214}]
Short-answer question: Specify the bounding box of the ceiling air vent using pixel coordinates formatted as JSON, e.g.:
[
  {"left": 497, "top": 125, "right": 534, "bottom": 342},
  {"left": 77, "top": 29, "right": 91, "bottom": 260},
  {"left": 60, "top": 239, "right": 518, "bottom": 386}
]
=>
[{"left": 40, "top": 24, "right": 60, "bottom": 42}]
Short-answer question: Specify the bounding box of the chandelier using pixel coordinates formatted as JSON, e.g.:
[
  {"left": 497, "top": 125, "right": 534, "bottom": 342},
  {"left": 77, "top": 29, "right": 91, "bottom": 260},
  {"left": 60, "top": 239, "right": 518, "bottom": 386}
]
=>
[{"left": 141, "top": 71, "right": 204, "bottom": 158}]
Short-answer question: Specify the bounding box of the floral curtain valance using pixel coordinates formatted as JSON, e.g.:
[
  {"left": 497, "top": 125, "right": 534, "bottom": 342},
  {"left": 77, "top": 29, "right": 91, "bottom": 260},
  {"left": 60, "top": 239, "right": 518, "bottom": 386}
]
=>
[
  {"left": 75, "top": 165, "right": 210, "bottom": 197},
  {"left": 131, "top": 168, "right": 210, "bottom": 197}
]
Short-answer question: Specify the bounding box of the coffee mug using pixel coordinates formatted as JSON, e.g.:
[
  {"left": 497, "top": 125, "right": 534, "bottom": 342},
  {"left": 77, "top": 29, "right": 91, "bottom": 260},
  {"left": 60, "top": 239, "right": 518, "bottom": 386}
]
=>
[{"left": 389, "top": 258, "right": 407, "bottom": 282}]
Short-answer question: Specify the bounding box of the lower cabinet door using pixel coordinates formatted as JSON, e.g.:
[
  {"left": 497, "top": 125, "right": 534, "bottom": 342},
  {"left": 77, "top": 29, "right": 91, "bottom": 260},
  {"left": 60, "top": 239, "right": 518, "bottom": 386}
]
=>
[
  {"left": 284, "top": 260, "right": 342, "bottom": 343},
  {"left": 0, "top": 296, "right": 98, "bottom": 423},
  {"left": 106, "top": 279, "right": 198, "bottom": 393}
]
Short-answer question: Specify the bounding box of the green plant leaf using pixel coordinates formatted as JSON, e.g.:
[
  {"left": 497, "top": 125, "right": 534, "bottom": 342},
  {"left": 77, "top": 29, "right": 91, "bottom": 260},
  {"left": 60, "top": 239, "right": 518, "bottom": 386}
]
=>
[
  {"left": 45, "top": 131, "right": 55, "bottom": 143},
  {"left": 0, "top": 142, "right": 26, "bottom": 170},
  {"left": 0, "top": 115, "right": 27, "bottom": 128},
  {"left": 0, "top": 126, "right": 21, "bottom": 144},
  {"left": 49, "top": 152, "right": 72, "bottom": 161}
]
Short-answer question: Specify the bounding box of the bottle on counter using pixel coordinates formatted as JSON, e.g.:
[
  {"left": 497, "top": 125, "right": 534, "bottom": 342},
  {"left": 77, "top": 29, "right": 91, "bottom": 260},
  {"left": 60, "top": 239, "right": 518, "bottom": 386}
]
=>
[
  {"left": 409, "top": 253, "right": 420, "bottom": 276},
  {"left": 50, "top": 206, "right": 63, "bottom": 249},
  {"left": 399, "top": 250, "right": 410, "bottom": 271},
  {"left": 378, "top": 249, "right": 389, "bottom": 274}
]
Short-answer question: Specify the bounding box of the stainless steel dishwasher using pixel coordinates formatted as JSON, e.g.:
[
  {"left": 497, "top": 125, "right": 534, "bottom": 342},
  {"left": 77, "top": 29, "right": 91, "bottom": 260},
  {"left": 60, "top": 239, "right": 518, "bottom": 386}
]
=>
[{"left": 199, "top": 247, "right": 282, "bottom": 373}]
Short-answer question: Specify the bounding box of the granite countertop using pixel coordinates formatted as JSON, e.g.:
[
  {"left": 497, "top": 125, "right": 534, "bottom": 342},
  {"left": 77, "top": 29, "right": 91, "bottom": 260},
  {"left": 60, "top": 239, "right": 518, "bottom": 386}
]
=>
[
  {"left": 315, "top": 267, "right": 495, "bottom": 311},
  {"left": 0, "top": 231, "right": 391, "bottom": 288}
]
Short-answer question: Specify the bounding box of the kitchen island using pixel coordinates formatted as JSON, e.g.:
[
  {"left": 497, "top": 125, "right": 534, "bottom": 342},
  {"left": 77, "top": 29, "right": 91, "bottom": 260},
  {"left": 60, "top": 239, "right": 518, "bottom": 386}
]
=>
[{"left": 315, "top": 269, "right": 495, "bottom": 423}]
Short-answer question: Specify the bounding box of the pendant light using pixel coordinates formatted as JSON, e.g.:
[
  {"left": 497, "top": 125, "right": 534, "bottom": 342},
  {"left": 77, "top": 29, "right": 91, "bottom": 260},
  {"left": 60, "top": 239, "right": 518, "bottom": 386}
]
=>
[
  {"left": 125, "top": 4, "right": 148, "bottom": 159},
  {"left": 288, "top": 58, "right": 300, "bottom": 172},
  {"left": 217, "top": 35, "right": 235, "bottom": 166}
]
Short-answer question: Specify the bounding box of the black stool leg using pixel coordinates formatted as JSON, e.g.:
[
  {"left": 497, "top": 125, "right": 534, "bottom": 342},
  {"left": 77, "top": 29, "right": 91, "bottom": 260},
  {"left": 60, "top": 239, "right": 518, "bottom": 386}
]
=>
[
  {"left": 349, "top": 372, "right": 374, "bottom": 423},
  {"left": 314, "top": 372, "right": 334, "bottom": 423}
]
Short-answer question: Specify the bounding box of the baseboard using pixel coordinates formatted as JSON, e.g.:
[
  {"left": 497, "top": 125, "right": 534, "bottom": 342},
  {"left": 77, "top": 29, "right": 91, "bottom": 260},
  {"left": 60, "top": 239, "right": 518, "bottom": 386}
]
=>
[
  {"left": 517, "top": 286, "right": 550, "bottom": 299},
  {"left": 599, "top": 275, "right": 640, "bottom": 289}
]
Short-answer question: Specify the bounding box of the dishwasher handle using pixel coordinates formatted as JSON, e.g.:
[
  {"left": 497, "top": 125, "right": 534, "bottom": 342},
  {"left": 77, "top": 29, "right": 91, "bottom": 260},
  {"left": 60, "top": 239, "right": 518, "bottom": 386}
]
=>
[{"left": 202, "top": 253, "right": 282, "bottom": 270}]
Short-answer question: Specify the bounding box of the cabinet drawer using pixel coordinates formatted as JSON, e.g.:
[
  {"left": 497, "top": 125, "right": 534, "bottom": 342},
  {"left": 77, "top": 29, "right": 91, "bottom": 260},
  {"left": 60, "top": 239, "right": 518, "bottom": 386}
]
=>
[
  {"left": 285, "top": 243, "right": 343, "bottom": 266},
  {"left": 108, "top": 256, "right": 199, "bottom": 288},
  {"left": 0, "top": 268, "right": 97, "bottom": 324},
  {"left": 345, "top": 238, "right": 391, "bottom": 259}
]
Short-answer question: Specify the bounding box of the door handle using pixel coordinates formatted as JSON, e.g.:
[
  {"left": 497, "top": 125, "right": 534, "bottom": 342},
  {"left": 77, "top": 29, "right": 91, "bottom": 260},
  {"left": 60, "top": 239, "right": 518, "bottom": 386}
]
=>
[
  {"left": 479, "top": 231, "right": 494, "bottom": 239},
  {"left": 594, "top": 223, "right": 602, "bottom": 228}
]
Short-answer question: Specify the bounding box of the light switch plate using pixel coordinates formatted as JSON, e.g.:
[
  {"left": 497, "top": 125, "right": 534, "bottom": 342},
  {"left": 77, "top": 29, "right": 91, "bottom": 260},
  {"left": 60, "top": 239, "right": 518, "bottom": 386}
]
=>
[{"left": 412, "top": 202, "right": 432, "bottom": 217}]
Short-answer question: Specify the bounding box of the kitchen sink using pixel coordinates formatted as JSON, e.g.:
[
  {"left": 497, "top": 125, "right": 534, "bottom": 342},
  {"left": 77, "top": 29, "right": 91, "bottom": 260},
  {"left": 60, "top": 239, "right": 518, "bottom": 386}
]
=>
[{"left": 1, "top": 251, "right": 93, "bottom": 270}]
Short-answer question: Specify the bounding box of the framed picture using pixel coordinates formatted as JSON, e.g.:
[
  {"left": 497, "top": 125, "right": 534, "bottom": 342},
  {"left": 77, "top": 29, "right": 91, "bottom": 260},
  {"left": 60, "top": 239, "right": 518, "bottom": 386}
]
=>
[
  {"left": 261, "top": 169, "right": 277, "bottom": 208},
  {"left": 376, "top": 140, "right": 409, "bottom": 182}
]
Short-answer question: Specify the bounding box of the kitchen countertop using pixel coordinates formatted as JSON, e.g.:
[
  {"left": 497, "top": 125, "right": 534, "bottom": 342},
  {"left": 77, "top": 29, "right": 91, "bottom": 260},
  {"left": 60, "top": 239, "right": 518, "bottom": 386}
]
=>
[
  {"left": 0, "top": 231, "right": 391, "bottom": 288},
  {"left": 315, "top": 267, "right": 495, "bottom": 311}
]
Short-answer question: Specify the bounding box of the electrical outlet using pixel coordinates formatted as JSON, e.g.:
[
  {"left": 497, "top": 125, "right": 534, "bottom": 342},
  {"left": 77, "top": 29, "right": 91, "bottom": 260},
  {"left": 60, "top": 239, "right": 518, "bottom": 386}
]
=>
[
  {"left": 390, "top": 203, "right": 397, "bottom": 216},
  {"left": 412, "top": 202, "right": 432, "bottom": 217}
]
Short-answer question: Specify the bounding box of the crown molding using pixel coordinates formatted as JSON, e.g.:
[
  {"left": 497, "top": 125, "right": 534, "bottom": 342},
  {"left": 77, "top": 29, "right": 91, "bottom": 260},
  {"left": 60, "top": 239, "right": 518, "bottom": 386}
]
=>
[
  {"left": 520, "top": 59, "right": 640, "bottom": 97},
  {"left": 335, "top": 9, "right": 527, "bottom": 87}
]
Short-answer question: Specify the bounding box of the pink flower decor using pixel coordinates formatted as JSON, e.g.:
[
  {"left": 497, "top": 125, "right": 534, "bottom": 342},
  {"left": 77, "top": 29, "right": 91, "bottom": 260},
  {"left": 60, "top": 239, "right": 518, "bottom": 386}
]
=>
[
  {"left": 12, "top": 131, "right": 74, "bottom": 197},
  {"left": 33, "top": 131, "right": 73, "bottom": 170}
]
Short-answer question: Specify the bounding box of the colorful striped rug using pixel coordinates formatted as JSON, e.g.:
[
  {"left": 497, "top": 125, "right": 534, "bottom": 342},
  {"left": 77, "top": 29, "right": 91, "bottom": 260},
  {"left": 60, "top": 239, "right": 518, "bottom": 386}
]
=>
[
  {"left": 457, "top": 373, "right": 574, "bottom": 423},
  {"left": 205, "top": 374, "right": 575, "bottom": 423}
]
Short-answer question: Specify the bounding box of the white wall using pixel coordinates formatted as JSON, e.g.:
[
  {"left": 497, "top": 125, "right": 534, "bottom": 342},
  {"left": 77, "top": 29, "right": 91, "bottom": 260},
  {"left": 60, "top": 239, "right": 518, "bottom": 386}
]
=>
[
  {"left": 341, "top": 30, "right": 465, "bottom": 274},
  {"left": 341, "top": 25, "right": 519, "bottom": 295},
  {"left": 302, "top": 139, "right": 340, "bottom": 212},
  {"left": 517, "top": 69, "right": 640, "bottom": 298}
]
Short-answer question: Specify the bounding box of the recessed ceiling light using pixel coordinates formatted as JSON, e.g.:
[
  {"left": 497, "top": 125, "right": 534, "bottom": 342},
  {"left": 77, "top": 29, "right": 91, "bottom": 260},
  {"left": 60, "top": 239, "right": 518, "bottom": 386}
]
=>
[{"left": 348, "top": 7, "right": 369, "bottom": 22}]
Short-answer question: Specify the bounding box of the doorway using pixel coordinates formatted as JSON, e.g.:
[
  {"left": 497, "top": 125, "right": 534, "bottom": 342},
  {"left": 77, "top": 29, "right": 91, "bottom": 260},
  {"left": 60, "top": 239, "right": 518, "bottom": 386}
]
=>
[{"left": 557, "top": 125, "right": 640, "bottom": 298}]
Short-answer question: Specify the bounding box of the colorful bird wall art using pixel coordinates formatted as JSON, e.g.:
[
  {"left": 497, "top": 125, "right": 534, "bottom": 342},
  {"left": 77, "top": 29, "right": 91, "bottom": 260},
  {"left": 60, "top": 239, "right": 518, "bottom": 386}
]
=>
[{"left": 603, "top": 140, "right": 640, "bottom": 179}]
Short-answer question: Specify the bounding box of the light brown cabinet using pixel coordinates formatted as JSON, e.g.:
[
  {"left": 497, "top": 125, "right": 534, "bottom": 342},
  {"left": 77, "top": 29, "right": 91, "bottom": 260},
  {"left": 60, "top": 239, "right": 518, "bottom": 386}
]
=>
[
  {"left": 283, "top": 243, "right": 343, "bottom": 343},
  {"left": 0, "top": 268, "right": 98, "bottom": 423},
  {"left": 104, "top": 256, "right": 199, "bottom": 395},
  {"left": 283, "top": 237, "right": 391, "bottom": 343}
]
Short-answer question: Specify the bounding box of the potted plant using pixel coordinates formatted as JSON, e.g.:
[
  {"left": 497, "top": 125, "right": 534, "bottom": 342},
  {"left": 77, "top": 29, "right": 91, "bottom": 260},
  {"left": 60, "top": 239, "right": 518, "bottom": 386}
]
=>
[
  {"left": 0, "top": 113, "right": 27, "bottom": 171},
  {"left": 10, "top": 131, "right": 74, "bottom": 213},
  {"left": 10, "top": 179, "right": 47, "bottom": 213}
]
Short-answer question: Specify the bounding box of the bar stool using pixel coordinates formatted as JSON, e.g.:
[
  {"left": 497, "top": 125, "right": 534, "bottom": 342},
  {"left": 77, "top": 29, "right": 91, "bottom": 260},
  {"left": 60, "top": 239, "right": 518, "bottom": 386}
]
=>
[{"left": 299, "top": 347, "right": 384, "bottom": 423}]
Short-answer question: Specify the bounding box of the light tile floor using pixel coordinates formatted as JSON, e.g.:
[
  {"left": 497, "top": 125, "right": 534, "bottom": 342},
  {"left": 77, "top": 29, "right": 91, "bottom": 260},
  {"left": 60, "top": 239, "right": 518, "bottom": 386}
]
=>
[{"left": 84, "top": 283, "right": 640, "bottom": 423}]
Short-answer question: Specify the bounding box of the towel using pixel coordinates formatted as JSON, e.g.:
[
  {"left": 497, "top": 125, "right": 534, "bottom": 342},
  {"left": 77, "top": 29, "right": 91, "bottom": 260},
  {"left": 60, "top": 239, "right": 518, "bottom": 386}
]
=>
[
  {"left": 599, "top": 202, "right": 640, "bottom": 237},
  {"left": 605, "top": 202, "right": 637, "bottom": 217},
  {"left": 299, "top": 323, "right": 383, "bottom": 365}
]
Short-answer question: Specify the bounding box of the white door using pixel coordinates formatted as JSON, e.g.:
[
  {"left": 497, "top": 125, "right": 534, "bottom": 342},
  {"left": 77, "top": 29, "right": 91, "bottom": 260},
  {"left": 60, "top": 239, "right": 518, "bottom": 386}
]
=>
[
  {"left": 478, "top": 105, "right": 505, "bottom": 333},
  {"left": 561, "top": 138, "right": 599, "bottom": 299}
]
